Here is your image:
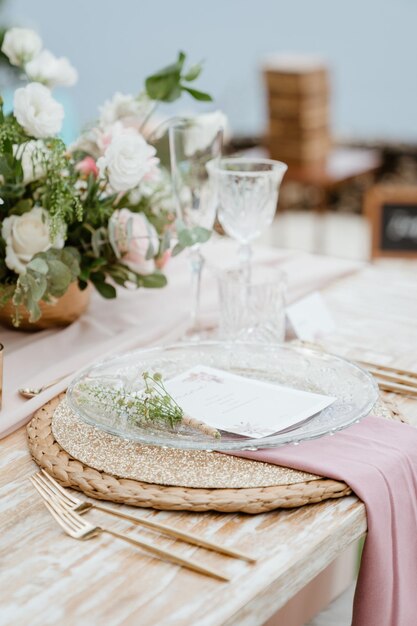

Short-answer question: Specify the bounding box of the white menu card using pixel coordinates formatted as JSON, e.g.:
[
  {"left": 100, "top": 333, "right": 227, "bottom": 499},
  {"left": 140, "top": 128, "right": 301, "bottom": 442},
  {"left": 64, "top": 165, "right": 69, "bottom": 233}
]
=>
[{"left": 165, "top": 365, "right": 336, "bottom": 438}]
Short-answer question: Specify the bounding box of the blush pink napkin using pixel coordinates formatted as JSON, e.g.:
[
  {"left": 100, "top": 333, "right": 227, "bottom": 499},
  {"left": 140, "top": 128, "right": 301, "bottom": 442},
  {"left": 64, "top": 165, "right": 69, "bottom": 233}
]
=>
[{"left": 232, "top": 416, "right": 417, "bottom": 626}]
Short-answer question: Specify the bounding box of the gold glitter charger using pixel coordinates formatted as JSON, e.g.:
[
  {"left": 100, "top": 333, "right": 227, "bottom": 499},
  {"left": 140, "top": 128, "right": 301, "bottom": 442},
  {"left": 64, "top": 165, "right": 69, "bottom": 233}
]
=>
[
  {"left": 52, "top": 398, "right": 318, "bottom": 488},
  {"left": 26, "top": 394, "right": 403, "bottom": 514}
]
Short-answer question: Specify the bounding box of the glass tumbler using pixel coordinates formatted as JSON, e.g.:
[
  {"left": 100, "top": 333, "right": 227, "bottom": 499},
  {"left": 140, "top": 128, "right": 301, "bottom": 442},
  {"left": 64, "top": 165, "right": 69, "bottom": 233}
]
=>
[{"left": 217, "top": 267, "right": 287, "bottom": 343}]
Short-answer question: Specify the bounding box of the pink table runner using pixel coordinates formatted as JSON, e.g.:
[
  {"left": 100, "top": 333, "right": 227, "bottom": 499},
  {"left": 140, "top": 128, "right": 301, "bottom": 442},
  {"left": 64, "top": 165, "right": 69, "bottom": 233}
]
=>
[
  {"left": 0, "top": 239, "right": 362, "bottom": 438},
  {"left": 232, "top": 416, "right": 417, "bottom": 626}
]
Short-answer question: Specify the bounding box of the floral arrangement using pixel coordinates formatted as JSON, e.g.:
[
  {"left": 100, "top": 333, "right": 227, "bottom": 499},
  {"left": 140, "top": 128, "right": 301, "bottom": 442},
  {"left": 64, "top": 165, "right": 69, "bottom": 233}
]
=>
[{"left": 0, "top": 27, "right": 214, "bottom": 325}]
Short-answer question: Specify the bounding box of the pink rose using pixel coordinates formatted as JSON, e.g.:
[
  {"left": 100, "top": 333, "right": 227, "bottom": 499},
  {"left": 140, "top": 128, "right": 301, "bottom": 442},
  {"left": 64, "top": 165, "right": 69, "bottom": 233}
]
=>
[
  {"left": 76, "top": 156, "right": 98, "bottom": 177},
  {"left": 112, "top": 208, "right": 159, "bottom": 275}
]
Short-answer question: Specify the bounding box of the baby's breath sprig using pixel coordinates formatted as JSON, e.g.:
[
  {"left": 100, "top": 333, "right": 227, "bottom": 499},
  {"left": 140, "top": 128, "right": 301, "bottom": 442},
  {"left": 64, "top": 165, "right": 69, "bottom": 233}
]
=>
[
  {"left": 141, "top": 371, "right": 183, "bottom": 427},
  {"left": 141, "top": 371, "right": 221, "bottom": 438},
  {"left": 79, "top": 371, "right": 221, "bottom": 439}
]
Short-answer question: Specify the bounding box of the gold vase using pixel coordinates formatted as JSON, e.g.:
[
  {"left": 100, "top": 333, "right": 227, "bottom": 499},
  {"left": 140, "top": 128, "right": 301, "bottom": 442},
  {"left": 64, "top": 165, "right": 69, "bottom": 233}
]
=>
[{"left": 0, "top": 282, "right": 91, "bottom": 331}]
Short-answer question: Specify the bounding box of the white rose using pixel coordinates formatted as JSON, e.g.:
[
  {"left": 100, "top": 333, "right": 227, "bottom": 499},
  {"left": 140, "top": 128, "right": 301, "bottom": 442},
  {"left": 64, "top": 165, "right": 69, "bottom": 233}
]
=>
[
  {"left": 1, "top": 207, "right": 64, "bottom": 274},
  {"left": 25, "top": 50, "right": 78, "bottom": 87},
  {"left": 98, "top": 92, "right": 153, "bottom": 128},
  {"left": 13, "top": 82, "right": 64, "bottom": 138},
  {"left": 182, "top": 110, "right": 228, "bottom": 156},
  {"left": 13, "top": 140, "right": 48, "bottom": 184},
  {"left": 97, "top": 130, "right": 159, "bottom": 193},
  {"left": 1, "top": 27, "right": 42, "bottom": 67}
]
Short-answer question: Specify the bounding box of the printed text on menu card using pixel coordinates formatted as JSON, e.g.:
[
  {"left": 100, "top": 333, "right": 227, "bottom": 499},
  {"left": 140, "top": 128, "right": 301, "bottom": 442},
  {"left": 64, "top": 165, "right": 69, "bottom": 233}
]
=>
[{"left": 165, "top": 365, "right": 336, "bottom": 438}]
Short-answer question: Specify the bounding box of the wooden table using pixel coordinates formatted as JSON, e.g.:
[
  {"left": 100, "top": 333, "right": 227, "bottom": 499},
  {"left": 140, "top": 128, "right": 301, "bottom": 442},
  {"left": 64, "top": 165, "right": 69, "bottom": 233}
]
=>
[{"left": 1, "top": 259, "right": 417, "bottom": 626}]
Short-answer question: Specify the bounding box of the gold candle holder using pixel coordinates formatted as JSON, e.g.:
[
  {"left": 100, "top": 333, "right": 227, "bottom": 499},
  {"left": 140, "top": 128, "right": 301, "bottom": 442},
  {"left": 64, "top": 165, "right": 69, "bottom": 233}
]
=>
[{"left": 0, "top": 343, "right": 3, "bottom": 410}]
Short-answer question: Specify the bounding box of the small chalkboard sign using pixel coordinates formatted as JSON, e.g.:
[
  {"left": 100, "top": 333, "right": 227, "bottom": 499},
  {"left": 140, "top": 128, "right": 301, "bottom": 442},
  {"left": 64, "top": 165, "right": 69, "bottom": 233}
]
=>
[{"left": 365, "top": 185, "right": 417, "bottom": 258}]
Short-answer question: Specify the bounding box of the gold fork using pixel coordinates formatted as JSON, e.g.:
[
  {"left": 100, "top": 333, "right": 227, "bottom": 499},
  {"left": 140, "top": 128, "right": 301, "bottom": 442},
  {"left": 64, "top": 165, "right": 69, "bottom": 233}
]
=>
[
  {"left": 30, "top": 475, "right": 229, "bottom": 581},
  {"left": 36, "top": 470, "right": 255, "bottom": 563}
]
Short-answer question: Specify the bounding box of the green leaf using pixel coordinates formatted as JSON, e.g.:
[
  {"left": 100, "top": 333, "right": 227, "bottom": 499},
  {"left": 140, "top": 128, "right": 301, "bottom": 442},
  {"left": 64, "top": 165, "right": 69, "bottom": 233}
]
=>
[
  {"left": 92, "top": 280, "right": 117, "bottom": 299},
  {"left": 181, "top": 86, "right": 213, "bottom": 102},
  {"left": 183, "top": 63, "right": 202, "bottom": 82},
  {"left": 60, "top": 247, "right": 81, "bottom": 280},
  {"left": 146, "top": 76, "right": 181, "bottom": 102},
  {"left": 177, "top": 228, "right": 194, "bottom": 248},
  {"left": 26, "top": 272, "right": 47, "bottom": 301},
  {"left": 9, "top": 198, "right": 33, "bottom": 215},
  {"left": 27, "top": 257, "right": 49, "bottom": 275},
  {"left": 139, "top": 272, "right": 168, "bottom": 289},
  {"left": 171, "top": 242, "right": 184, "bottom": 257},
  {"left": 192, "top": 226, "right": 212, "bottom": 243},
  {"left": 47, "top": 259, "right": 73, "bottom": 296},
  {"left": 145, "top": 51, "right": 185, "bottom": 103}
]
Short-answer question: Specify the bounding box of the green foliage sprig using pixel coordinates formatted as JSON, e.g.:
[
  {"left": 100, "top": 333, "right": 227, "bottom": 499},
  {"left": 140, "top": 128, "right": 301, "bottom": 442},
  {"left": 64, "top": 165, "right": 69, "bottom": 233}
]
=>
[
  {"left": 40, "top": 138, "right": 83, "bottom": 238},
  {"left": 145, "top": 51, "right": 212, "bottom": 103},
  {"left": 12, "top": 247, "right": 80, "bottom": 325}
]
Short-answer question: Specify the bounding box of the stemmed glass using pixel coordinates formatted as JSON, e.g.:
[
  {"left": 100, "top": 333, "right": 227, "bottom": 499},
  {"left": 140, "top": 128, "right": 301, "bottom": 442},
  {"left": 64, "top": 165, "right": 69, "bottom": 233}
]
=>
[
  {"left": 207, "top": 157, "right": 287, "bottom": 279},
  {"left": 169, "top": 119, "right": 223, "bottom": 337}
]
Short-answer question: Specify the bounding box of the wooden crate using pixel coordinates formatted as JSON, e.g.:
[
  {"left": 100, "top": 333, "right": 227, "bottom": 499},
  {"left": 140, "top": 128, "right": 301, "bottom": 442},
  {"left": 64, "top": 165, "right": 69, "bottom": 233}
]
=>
[
  {"left": 263, "top": 54, "right": 331, "bottom": 166},
  {"left": 269, "top": 135, "right": 331, "bottom": 163},
  {"left": 264, "top": 68, "right": 329, "bottom": 96}
]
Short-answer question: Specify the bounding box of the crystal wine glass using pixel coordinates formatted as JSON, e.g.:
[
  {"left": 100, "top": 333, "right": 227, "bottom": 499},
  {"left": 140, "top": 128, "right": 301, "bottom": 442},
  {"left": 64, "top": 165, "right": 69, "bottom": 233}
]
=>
[
  {"left": 207, "top": 157, "right": 287, "bottom": 278},
  {"left": 169, "top": 118, "right": 223, "bottom": 337}
]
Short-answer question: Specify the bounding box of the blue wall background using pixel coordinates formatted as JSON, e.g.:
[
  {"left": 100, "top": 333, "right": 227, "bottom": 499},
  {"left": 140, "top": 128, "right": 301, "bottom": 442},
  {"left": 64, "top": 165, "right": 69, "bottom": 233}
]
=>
[{"left": 3, "top": 0, "right": 417, "bottom": 142}]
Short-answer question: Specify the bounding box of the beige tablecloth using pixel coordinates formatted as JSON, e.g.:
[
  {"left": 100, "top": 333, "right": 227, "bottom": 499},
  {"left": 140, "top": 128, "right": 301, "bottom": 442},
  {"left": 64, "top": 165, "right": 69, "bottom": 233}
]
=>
[{"left": 0, "top": 239, "right": 363, "bottom": 438}]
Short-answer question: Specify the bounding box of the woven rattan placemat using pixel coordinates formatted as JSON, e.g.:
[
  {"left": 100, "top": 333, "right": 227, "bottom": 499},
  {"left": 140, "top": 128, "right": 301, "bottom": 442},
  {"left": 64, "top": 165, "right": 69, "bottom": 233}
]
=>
[{"left": 26, "top": 394, "right": 403, "bottom": 514}]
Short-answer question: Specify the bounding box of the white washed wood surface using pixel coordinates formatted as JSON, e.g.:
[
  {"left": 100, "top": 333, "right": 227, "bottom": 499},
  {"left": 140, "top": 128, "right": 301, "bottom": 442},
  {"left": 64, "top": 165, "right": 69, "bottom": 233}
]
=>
[{"left": 1, "top": 258, "right": 417, "bottom": 626}]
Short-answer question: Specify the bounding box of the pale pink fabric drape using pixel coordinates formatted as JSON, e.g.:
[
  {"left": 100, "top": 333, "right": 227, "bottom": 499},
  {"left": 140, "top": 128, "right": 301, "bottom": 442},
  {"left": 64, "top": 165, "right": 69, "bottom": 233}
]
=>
[{"left": 231, "top": 415, "right": 417, "bottom": 626}]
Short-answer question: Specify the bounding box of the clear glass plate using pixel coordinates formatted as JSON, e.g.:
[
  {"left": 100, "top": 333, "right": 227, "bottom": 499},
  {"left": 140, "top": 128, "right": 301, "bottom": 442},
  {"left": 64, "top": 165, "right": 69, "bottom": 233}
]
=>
[{"left": 66, "top": 341, "right": 378, "bottom": 451}]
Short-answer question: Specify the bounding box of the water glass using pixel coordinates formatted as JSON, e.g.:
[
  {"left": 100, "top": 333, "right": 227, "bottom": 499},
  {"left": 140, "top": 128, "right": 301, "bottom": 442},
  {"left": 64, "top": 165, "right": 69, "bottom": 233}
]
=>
[{"left": 217, "top": 268, "right": 286, "bottom": 343}]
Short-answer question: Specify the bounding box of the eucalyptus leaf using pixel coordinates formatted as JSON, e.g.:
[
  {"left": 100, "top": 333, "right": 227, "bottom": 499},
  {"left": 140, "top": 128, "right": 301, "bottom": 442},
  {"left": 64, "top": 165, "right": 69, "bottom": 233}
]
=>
[
  {"left": 191, "top": 226, "right": 212, "bottom": 243},
  {"left": 47, "top": 260, "right": 73, "bottom": 296},
  {"left": 27, "top": 299, "right": 41, "bottom": 323},
  {"left": 26, "top": 272, "right": 47, "bottom": 301},
  {"left": 60, "top": 248, "right": 81, "bottom": 279},
  {"left": 27, "top": 257, "right": 49, "bottom": 275},
  {"left": 177, "top": 228, "right": 194, "bottom": 247},
  {"left": 171, "top": 242, "right": 184, "bottom": 257}
]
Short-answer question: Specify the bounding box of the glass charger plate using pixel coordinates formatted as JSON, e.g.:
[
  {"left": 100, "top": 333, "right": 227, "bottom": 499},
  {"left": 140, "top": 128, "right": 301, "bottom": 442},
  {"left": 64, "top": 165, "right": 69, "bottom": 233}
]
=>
[{"left": 67, "top": 341, "right": 378, "bottom": 451}]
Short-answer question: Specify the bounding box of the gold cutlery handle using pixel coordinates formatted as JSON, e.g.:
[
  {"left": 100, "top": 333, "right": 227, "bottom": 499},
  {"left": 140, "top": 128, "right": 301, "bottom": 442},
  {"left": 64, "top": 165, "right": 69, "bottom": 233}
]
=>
[
  {"left": 94, "top": 502, "right": 255, "bottom": 563},
  {"left": 102, "top": 528, "right": 229, "bottom": 581},
  {"left": 378, "top": 382, "right": 417, "bottom": 398}
]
